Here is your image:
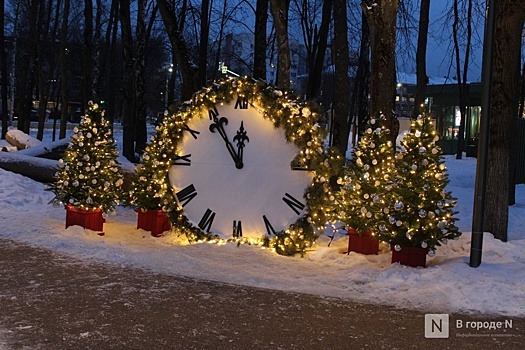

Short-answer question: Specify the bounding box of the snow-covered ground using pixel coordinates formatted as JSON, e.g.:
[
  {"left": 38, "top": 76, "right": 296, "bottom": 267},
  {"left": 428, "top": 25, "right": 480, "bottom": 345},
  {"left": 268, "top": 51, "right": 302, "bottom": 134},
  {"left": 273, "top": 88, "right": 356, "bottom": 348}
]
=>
[{"left": 0, "top": 126, "right": 524, "bottom": 317}]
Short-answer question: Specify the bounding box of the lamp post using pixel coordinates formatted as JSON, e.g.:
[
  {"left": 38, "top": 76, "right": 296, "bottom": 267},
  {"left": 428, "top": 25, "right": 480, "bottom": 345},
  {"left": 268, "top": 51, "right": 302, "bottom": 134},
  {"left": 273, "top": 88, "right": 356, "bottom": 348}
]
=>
[{"left": 165, "top": 64, "right": 173, "bottom": 110}]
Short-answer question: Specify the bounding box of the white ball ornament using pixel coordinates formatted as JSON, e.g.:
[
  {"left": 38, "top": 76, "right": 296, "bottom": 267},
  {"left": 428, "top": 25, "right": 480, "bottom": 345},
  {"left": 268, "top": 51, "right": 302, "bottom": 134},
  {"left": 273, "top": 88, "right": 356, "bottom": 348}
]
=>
[
  {"left": 411, "top": 164, "right": 418, "bottom": 171},
  {"left": 421, "top": 241, "right": 428, "bottom": 248},
  {"left": 415, "top": 130, "right": 422, "bottom": 137},
  {"left": 394, "top": 245, "right": 402, "bottom": 251},
  {"left": 418, "top": 209, "right": 427, "bottom": 218},
  {"left": 428, "top": 249, "right": 436, "bottom": 257},
  {"left": 419, "top": 147, "right": 427, "bottom": 154},
  {"left": 394, "top": 201, "right": 404, "bottom": 211},
  {"left": 370, "top": 118, "right": 376, "bottom": 125},
  {"left": 396, "top": 220, "right": 402, "bottom": 227}
]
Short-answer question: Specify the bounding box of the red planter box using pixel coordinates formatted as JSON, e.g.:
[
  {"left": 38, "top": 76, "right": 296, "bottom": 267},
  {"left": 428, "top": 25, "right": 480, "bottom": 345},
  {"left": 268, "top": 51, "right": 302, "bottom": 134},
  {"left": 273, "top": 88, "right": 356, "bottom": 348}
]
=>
[
  {"left": 65, "top": 205, "right": 105, "bottom": 233},
  {"left": 347, "top": 228, "right": 379, "bottom": 255},
  {"left": 391, "top": 245, "right": 429, "bottom": 268},
  {"left": 137, "top": 209, "right": 171, "bottom": 237}
]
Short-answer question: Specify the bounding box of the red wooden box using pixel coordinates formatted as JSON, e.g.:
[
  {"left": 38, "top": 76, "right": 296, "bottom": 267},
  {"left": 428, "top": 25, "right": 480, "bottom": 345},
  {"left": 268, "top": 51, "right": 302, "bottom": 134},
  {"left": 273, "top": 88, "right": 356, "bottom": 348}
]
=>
[
  {"left": 65, "top": 205, "right": 105, "bottom": 233},
  {"left": 137, "top": 209, "right": 171, "bottom": 237},
  {"left": 347, "top": 228, "right": 379, "bottom": 255},
  {"left": 391, "top": 245, "right": 430, "bottom": 268}
]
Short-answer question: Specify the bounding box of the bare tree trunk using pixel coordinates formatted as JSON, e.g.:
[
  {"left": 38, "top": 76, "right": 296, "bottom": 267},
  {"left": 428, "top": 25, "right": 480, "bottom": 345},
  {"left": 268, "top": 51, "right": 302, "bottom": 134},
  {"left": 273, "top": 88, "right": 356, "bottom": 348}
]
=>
[
  {"left": 519, "top": 61, "right": 525, "bottom": 118},
  {"left": 157, "top": 0, "right": 198, "bottom": 100},
  {"left": 59, "top": 0, "right": 71, "bottom": 140},
  {"left": 107, "top": 0, "right": 119, "bottom": 124},
  {"left": 119, "top": 0, "right": 135, "bottom": 162},
  {"left": 198, "top": 0, "right": 211, "bottom": 87},
  {"left": 92, "top": 0, "right": 102, "bottom": 99},
  {"left": 270, "top": 0, "right": 291, "bottom": 90},
  {"left": 1, "top": 0, "right": 8, "bottom": 139},
  {"left": 412, "top": 0, "right": 430, "bottom": 118},
  {"left": 453, "top": 0, "right": 472, "bottom": 160},
  {"left": 17, "top": 0, "right": 40, "bottom": 135},
  {"left": 253, "top": 0, "right": 269, "bottom": 80},
  {"left": 331, "top": 0, "right": 350, "bottom": 156},
  {"left": 362, "top": 0, "right": 399, "bottom": 145},
  {"left": 36, "top": 0, "right": 50, "bottom": 141},
  {"left": 349, "top": 10, "right": 370, "bottom": 145},
  {"left": 83, "top": 0, "right": 94, "bottom": 109},
  {"left": 306, "top": 0, "right": 332, "bottom": 100},
  {"left": 484, "top": 0, "right": 525, "bottom": 242},
  {"left": 134, "top": 0, "right": 147, "bottom": 155}
]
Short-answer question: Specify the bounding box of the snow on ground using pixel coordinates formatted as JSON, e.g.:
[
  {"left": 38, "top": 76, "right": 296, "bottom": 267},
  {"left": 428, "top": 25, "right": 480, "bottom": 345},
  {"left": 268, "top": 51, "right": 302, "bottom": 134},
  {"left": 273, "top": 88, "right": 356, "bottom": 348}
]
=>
[{"left": 0, "top": 126, "right": 524, "bottom": 317}]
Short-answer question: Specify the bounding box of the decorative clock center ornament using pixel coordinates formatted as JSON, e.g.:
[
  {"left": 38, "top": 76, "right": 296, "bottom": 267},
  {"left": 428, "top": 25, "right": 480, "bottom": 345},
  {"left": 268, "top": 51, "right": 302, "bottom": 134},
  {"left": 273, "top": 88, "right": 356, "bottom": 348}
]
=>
[{"left": 208, "top": 106, "right": 249, "bottom": 169}]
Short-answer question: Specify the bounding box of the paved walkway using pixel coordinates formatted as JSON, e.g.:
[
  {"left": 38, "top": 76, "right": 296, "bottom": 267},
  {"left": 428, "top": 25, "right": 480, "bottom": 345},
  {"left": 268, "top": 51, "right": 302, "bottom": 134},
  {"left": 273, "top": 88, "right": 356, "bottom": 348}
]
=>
[{"left": 0, "top": 238, "right": 522, "bottom": 349}]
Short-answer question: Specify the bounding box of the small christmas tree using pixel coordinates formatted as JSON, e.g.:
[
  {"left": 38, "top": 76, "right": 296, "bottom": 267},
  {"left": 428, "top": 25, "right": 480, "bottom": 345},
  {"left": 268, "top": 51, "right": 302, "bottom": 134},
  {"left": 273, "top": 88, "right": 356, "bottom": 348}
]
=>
[
  {"left": 49, "top": 102, "right": 123, "bottom": 212},
  {"left": 379, "top": 114, "right": 461, "bottom": 252},
  {"left": 336, "top": 114, "right": 396, "bottom": 234}
]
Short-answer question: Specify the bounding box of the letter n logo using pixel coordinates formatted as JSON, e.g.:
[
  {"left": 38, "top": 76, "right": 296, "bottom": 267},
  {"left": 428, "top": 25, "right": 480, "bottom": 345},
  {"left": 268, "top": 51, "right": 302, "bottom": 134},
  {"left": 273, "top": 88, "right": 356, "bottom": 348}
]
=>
[{"left": 425, "top": 314, "right": 449, "bottom": 338}]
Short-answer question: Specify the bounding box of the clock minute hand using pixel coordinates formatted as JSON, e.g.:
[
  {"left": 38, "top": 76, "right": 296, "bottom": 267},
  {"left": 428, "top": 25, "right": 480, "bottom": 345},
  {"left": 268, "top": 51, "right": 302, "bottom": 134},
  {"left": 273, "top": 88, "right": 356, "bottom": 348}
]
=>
[
  {"left": 209, "top": 115, "right": 243, "bottom": 168},
  {"left": 233, "top": 121, "right": 249, "bottom": 166}
]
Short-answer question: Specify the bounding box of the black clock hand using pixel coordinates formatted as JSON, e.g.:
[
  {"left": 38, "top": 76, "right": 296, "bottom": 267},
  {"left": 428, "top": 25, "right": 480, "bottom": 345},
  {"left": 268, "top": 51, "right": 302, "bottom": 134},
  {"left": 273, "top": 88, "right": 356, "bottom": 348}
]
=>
[
  {"left": 233, "top": 121, "right": 249, "bottom": 165},
  {"left": 209, "top": 114, "right": 243, "bottom": 168}
]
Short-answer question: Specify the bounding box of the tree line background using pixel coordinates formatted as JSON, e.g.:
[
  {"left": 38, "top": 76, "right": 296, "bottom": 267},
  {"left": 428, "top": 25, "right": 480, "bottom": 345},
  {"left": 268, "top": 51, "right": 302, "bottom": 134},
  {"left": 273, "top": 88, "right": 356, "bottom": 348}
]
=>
[{"left": 0, "top": 0, "right": 524, "bottom": 240}]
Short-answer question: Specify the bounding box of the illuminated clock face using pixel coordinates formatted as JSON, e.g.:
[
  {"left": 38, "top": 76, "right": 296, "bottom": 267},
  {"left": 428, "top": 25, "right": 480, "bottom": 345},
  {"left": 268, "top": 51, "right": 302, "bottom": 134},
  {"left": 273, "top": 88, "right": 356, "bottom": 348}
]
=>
[{"left": 168, "top": 97, "right": 313, "bottom": 239}]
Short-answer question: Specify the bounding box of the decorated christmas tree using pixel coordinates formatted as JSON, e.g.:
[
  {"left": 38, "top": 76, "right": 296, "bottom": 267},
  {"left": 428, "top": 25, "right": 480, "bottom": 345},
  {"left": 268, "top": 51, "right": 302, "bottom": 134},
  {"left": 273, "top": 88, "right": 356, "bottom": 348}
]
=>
[
  {"left": 49, "top": 102, "right": 123, "bottom": 212},
  {"left": 127, "top": 117, "right": 176, "bottom": 211},
  {"left": 379, "top": 114, "right": 461, "bottom": 253},
  {"left": 336, "top": 114, "right": 396, "bottom": 235}
]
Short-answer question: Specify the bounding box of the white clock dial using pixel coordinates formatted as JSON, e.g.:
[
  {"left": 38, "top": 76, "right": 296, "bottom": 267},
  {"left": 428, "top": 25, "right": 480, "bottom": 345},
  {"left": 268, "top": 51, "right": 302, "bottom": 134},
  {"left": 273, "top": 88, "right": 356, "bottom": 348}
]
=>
[{"left": 168, "top": 98, "right": 313, "bottom": 239}]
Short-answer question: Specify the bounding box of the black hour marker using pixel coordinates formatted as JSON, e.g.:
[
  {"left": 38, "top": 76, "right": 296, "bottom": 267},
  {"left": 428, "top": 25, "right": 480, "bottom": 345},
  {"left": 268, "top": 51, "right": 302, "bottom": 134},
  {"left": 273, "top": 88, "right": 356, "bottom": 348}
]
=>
[
  {"left": 183, "top": 124, "right": 200, "bottom": 139},
  {"left": 235, "top": 97, "right": 248, "bottom": 109},
  {"left": 208, "top": 106, "right": 219, "bottom": 120},
  {"left": 175, "top": 184, "right": 197, "bottom": 207},
  {"left": 262, "top": 215, "right": 276, "bottom": 236},
  {"left": 198, "top": 208, "right": 216, "bottom": 232},
  {"left": 282, "top": 193, "right": 306, "bottom": 215},
  {"left": 233, "top": 220, "right": 243, "bottom": 238},
  {"left": 174, "top": 154, "right": 191, "bottom": 166}
]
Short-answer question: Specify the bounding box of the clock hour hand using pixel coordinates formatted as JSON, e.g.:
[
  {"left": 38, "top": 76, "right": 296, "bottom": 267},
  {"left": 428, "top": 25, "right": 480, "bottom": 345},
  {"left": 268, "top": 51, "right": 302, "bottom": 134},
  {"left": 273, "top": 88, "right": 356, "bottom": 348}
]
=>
[
  {"left": 209, "top": 114, "right": 243, "bottom": 168},
  {"left": 233, "top": 121, "right": 249, "bottom": 165}
]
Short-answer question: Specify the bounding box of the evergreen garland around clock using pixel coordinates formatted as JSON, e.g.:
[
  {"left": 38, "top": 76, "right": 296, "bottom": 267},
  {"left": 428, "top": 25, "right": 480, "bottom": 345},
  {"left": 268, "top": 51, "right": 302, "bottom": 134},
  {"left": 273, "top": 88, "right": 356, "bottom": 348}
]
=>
[{"left": 128, "top": 77, "right": 343, "bottom": 256}]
